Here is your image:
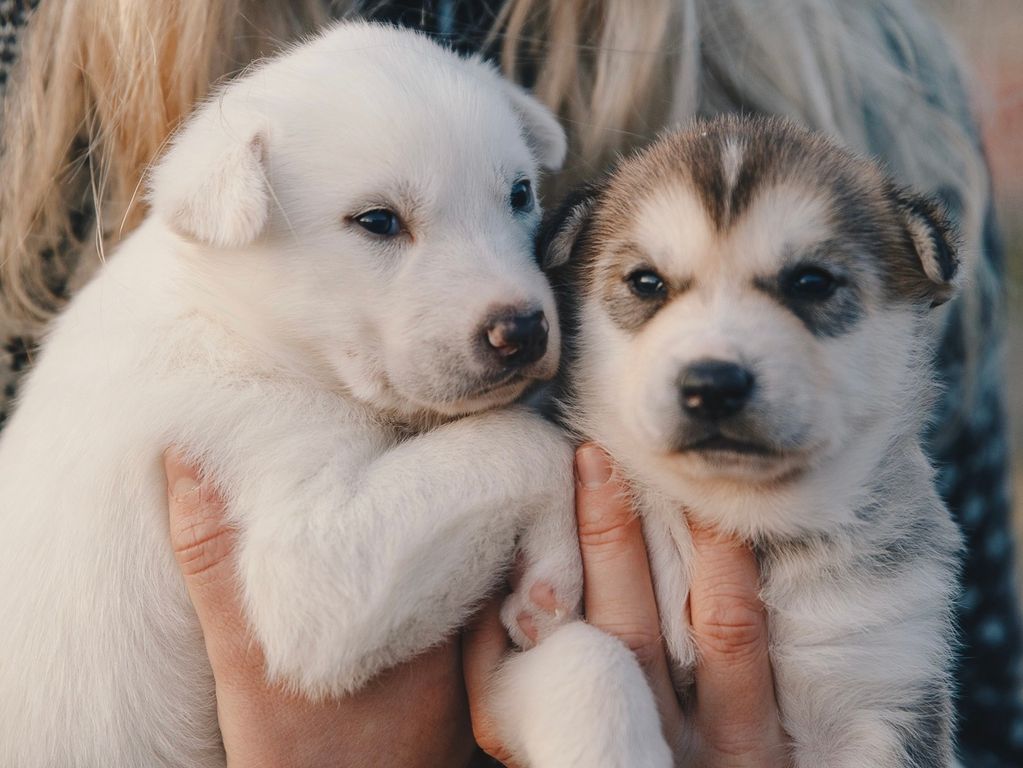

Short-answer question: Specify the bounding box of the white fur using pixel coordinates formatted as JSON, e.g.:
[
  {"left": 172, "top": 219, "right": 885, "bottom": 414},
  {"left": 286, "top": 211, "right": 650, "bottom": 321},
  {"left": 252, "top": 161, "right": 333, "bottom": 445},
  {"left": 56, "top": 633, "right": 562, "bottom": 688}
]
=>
[
  {"left": 0, "top": 23, "right": 657, "bottom": 768},
  {"left": 492, "top": 622, "right": 672, "bottom": 767}
]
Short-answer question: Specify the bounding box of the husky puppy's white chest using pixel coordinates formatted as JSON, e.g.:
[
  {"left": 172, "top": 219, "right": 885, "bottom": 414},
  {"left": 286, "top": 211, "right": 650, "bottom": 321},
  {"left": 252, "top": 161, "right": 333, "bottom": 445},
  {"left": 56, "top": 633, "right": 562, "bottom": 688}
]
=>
[{"left": 543, "top": 116, "right": 962, "bottom": 767}]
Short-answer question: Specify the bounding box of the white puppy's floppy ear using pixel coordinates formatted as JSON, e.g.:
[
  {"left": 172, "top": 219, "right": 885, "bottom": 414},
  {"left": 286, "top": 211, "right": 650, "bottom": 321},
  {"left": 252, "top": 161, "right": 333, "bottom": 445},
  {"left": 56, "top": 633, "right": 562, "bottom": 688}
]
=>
[
  {"left": 150, "top": 110, "right": 271, "bottom": 249},
  {"left": 499, "top": 79, "right": 567, "bottom": 171}
]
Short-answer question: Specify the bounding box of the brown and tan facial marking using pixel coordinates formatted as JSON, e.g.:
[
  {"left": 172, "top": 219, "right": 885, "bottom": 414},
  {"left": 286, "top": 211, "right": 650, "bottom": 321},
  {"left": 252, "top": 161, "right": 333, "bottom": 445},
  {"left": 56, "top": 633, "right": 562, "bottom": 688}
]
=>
[
  {"left": 752, "top": 241, "right": 878, "bottom": 338},
  {"left": 727, "top": 120, "right": 959, "bottom": 312},
  {"left": 590, "top": 241, "right": 691, "bottom": 332},
  {"left": 679, "top": 133, "right": 731, "bottom": 229},
  {"left": 542, "top": 116, "right": 959, "bottom": 349}
]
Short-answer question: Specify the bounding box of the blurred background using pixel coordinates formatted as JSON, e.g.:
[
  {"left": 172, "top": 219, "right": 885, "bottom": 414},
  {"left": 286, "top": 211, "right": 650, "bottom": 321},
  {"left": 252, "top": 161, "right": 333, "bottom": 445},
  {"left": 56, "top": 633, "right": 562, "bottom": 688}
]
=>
[{"left": 930, "top": 1, "right": 1023, "bottom": 580}]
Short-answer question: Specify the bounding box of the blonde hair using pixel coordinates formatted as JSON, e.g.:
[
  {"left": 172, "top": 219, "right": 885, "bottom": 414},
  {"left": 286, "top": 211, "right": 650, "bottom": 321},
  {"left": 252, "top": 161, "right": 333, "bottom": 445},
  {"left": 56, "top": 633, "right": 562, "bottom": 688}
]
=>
[
  {"left": 492, "top": 0, "right": 687, "bottom": 181},
  {"left": 495, "top": 1, "right": 987, "bottom": 227},
  {"left": 0, "top": 0, "right": 994, "bottom": 353},
  {"left": 0, "top": 0, "right": 334, "bottom": 326}
]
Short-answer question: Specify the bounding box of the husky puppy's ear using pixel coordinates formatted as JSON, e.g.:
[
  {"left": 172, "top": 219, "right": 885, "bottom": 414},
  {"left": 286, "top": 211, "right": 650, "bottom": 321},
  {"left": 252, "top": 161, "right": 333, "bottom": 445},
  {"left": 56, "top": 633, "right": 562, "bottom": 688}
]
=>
[
  {"left": 149, "top": 110, "right": 271, "bottom": 249},
  {"left": 893, "top": 189, "right": 961, "bottom": 308},
  {"left": 537, "top": 184, "right": 601, "bottom": 270},
  {"left": 499, "top": 80, "right": 567, "bottom": 171}
]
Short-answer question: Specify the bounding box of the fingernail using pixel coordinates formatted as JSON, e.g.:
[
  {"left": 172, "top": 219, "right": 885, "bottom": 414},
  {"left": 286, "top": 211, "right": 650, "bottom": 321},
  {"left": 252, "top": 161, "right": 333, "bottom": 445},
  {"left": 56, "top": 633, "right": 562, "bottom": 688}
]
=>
[
  {"left": 575, "top": 444, "right": 612, "bottom": 489},
  {"left": 165, "top": 451, "right": 203, "bottom": 503},
  {"left": 171, "top": 474, "right": 200, "bottom": 504}
]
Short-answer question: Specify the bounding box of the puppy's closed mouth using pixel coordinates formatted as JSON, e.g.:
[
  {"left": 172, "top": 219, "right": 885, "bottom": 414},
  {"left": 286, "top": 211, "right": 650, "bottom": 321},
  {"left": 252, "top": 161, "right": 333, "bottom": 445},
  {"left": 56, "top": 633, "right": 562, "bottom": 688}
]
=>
[
  {"left": 679, "top": 434, "right": 779, "bottom": 457},
  {"left": 481, "top": 378, "right": 527, "bottom": 401},
  {"left": 476, "top": 371, "right": 528, "bottom": 396},
  {"left": 471, "top": 365, "right": 557, "bottom": 398},
  {"left": 436, "top": 373, "right": 530, "bottom": 413}
]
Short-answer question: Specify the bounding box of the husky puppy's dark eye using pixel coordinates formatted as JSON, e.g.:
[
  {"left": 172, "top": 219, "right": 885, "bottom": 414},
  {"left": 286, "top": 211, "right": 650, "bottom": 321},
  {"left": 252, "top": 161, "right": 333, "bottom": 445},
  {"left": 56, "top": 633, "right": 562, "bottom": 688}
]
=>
[
  {"left": 786, "top": 266, "right": 839, "bottom": 300},
  {"left": 355, "top": 209, "right": 402, "bottom": 237},
  {"left": 626, "top": 269, "right": 667, "bottom": 299},
  {"left": 510, "top": 179, "right": 534, "bottom": 212}
]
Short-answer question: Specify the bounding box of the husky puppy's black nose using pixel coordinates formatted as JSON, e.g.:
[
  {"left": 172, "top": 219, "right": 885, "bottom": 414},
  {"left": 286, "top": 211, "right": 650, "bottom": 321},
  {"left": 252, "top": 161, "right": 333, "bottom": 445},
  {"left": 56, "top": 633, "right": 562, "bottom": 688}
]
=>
[
  {"left": 680, "top": 359, "right": 755, "bottom": 421},
  {"left": 484, "top": 310, "right": 549, "bottom": 368}
]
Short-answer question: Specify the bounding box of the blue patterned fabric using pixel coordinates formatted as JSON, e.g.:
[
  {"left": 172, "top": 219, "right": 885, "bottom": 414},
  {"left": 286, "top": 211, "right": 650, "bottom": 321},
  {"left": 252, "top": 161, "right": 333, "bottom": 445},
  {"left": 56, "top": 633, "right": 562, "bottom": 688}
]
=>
[{"left": 929, "top": 208, "right": 1023, "bottom": 765}]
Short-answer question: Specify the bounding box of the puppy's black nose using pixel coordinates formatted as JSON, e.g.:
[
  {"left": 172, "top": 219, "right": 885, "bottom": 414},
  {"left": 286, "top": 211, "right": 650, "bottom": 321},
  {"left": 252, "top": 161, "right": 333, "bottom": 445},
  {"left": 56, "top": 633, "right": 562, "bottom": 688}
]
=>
[
  {"left": 680, "top": 359, "right": 754, "bottom": 421},
  {"left": 484, "top": 310, "right": 549, "bottom": 368}
]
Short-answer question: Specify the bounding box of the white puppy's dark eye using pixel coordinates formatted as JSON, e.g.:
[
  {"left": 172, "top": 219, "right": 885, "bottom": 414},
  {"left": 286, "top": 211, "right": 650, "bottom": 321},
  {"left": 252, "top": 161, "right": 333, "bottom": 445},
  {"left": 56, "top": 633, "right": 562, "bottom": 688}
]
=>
[
  {"left": 626, "top": 269, "right": 666, "bottom": 299},
  {"left": 786, "top": 266, "right": 839, "bottom": 300},
  {"left": 355, "top": 209, "right": 402, "bottom": 237},
  {"left": 510, "top": 179, "right": 534, "bottom": 213}
]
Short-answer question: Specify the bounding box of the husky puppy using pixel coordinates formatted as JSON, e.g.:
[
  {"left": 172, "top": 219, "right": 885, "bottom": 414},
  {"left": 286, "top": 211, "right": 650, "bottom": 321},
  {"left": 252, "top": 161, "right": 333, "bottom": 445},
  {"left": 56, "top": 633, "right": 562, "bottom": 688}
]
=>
[
  {"left": 0, "top": 22, "right": 667, "bottom": 768},
  {"left": 539, "top": 116, "right": 963, "bottom": 767}
]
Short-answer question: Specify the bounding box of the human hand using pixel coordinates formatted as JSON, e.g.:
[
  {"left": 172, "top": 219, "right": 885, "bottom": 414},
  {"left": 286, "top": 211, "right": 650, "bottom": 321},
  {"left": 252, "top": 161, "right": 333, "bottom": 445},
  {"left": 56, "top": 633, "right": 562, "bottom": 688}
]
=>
[
  {"left": 463, "top": 443, "right": 791, "bottom": 767},
  {"left": 164, "top": 452, "right": 476, "bottom": 768}
]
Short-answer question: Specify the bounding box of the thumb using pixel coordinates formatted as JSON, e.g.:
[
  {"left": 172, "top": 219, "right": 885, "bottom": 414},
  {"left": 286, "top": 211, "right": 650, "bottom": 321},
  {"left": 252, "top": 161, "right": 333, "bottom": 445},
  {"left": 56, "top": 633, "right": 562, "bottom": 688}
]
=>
[{"left": 164, "top": 451, "right": 249, "bottom": 651}]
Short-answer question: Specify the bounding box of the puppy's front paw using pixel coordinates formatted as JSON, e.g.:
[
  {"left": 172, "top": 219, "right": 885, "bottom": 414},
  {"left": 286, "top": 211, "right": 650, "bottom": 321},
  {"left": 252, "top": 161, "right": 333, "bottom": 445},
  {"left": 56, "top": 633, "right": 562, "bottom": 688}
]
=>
[{"left": 501, "top": 557, "right": 583, "bottom": 650}]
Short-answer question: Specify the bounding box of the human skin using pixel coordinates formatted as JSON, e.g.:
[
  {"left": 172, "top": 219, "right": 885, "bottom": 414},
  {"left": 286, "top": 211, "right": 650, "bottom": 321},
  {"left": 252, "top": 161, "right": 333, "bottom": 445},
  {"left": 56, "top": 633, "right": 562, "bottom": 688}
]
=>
[{"left": 164, "top": 445, "right": 791, "bottom": 767}]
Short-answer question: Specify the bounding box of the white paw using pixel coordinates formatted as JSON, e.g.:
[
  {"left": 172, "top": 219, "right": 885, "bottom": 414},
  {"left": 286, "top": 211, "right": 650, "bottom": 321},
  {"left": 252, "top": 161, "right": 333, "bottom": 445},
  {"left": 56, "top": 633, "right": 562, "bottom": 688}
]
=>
[
  {"left": 492, "top": 622, "right": 673, "bottom": 768},
  {"left": 501, "top": 557, "right": 583, "bottom": 650}
]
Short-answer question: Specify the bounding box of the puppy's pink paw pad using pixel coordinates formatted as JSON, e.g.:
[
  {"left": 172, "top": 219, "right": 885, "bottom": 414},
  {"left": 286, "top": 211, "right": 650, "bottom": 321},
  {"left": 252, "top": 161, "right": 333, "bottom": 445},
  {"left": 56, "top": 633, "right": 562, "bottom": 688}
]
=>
[{"left": 529, "top": 582, "right": 560, "bottom": 612}]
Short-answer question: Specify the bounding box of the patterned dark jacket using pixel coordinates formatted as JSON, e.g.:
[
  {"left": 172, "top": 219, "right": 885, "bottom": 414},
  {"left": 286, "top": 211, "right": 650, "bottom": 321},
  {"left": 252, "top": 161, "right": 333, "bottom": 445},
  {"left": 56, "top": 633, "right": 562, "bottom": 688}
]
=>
[{"left": 1, "top": 1, "right": 1020, "bottom": 764}]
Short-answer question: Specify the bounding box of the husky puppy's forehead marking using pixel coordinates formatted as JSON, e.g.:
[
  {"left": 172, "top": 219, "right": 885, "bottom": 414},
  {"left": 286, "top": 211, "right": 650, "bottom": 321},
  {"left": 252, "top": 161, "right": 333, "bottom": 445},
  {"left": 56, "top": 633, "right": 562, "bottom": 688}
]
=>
[{"left": 579, "top": 118, "right": 950, "bottom": 340}]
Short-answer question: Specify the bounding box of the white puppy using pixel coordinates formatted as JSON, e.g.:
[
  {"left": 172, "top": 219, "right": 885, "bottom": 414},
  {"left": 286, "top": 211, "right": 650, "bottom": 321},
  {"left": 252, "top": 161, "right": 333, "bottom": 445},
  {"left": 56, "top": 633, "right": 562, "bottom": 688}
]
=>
[
  {"left": 0, "top": 22, "right": 666, "bottom": 768},
  {"left": 536, "top": 116, "right": 963, "bottom": 768}
]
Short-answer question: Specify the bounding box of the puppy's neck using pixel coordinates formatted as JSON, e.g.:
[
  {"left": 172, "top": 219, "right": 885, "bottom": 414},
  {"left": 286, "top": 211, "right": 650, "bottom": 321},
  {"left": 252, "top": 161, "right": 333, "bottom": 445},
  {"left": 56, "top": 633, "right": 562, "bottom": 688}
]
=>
[{"left": 374, "top": 406, "right": 459, "bottom": 436}]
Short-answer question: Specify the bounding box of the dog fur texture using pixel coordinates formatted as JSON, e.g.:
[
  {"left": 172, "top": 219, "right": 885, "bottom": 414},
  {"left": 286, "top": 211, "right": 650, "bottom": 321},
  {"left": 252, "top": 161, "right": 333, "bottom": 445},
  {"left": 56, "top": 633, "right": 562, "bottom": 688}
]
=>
[
  {"left": 537, "top": 116, "right": 963, "bottom": 767},
  {"left": 0, "top": 22, "right": 667, "bottom": 767}
]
